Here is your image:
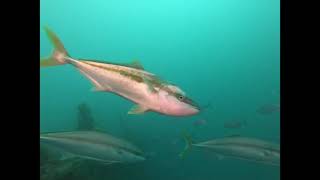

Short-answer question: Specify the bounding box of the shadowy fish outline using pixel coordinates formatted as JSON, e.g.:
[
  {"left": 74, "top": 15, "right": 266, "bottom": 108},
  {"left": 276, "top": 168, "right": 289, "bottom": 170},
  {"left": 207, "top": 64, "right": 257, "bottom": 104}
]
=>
[
  {"left": 40, "top": 131, "right": 146, "bottom": 165},
  {"left": 179, "top": 133, "right": 280, "bottom": 166}
]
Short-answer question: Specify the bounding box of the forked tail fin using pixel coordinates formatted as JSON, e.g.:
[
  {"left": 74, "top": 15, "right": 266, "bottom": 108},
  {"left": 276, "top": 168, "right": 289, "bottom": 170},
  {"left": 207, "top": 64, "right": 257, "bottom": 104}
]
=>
[
  {"left": 179, "top": 131, "right": 194, "bottom": 159},
  {"left": 40, "top": 26, "right": 70, "bottom": 67}
]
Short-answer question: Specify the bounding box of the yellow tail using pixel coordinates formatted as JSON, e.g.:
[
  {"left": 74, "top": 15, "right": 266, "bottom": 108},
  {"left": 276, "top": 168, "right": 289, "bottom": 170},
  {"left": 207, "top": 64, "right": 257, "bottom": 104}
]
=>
[
  {"left": 179, "top": 131, "right": 193, "bottom": 159},
  {"left": 40, "top": 26, "right": 70, "bottom": 67}
]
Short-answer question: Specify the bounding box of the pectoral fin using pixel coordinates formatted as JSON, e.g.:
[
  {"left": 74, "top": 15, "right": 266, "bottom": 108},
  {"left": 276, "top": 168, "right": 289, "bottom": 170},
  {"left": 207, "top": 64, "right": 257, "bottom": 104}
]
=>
[
  {"left": 78, "top": 69, "right": 112, "bottom": 92},
  {"left": 101, "top": 162, "right": 116, "bottom": 165},
  {"left": 128, "top": 105, "right": 149, "bottom": 114},
  {"left": 262, "top": 150, "right": 272, "bottom": 157},
  {"left": 91, "top": 86, "right": 111, "bottom": 92}
]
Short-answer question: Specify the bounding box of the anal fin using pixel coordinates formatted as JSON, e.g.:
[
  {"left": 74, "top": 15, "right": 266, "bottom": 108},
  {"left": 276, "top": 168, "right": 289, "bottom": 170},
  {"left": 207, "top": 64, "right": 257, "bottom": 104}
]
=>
[{"left": 78, "top": 69, "right": 112, "bottom": 92}]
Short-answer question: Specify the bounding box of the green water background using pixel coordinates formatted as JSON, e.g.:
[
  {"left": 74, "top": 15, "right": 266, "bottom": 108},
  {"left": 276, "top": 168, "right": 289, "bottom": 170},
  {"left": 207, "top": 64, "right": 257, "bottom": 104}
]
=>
[{"left": 40, "top": 0, "right": 280, "bottom": 179}]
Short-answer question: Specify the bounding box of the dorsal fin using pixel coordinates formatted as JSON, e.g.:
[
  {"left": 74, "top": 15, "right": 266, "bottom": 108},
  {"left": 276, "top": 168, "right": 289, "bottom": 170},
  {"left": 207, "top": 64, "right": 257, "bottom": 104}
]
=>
[{"left": 127, "top": 60, "right": 144, "bottom": 70}]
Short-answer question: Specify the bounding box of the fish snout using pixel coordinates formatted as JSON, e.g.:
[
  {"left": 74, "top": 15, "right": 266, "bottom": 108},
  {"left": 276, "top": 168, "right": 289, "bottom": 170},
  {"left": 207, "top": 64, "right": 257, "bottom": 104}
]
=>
[
  {"left": 178, "top": 97, "right": 200, "bottom": 116},
  {"left": 140, "top": 156, "right": 147, "bottom": 161},
  {"left": 159, "top": 93, "right": 200, "bottom": 116},
  {"left": 189, "top": 106, "right": 200, "bottom": 115},
  {"left": 176, "top": 106, "right": 200, "bottom": 116},
  {"left": 133, "top": 154, "right": 146, "bottom": 162}
]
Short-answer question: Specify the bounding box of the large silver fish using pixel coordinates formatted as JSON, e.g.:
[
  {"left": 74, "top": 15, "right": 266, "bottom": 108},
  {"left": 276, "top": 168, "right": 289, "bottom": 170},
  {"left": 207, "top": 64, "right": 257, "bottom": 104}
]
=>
[
  {"left": 180, "top": 134, "right": 280, "bottom": 166},
  {"left": 40, "top": 27, "right": 199, "bottom": 116},
  {"left": 40, "top": 131, "right": 146, "bottom": 164}
]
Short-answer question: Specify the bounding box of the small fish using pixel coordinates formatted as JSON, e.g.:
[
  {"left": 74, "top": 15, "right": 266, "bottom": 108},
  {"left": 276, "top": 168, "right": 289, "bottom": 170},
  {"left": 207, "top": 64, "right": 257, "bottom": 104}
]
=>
[
  {"left": 40, "top": 27, "right": 199, "bottom": 116},
  {"left": 193, "top": 119, "right": 207, "bottom": 127},
  {"left": 257, "top": 103, "right": 280, "bottom": 115},
  {"left": 40, "top": 131, "right": 146, "bottom": 164},
  {"left": 224, "top": 119, "right": 247, "bottom": 129},
  {"left": 179, "top": 133, "right": 280, "bottom": 166}
]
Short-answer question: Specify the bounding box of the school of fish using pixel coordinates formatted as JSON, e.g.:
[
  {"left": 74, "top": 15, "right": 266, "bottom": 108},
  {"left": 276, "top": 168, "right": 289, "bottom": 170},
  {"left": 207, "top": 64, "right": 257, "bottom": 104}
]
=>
[{"left": 40, "top": 27, "right": 280, "bottom": 167}]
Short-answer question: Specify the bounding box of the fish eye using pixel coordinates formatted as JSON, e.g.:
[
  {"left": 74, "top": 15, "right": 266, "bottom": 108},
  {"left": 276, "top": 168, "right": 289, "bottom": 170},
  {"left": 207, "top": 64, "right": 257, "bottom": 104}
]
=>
[{"left": 178, "top": 95, "right": 184, "bottom": 100}]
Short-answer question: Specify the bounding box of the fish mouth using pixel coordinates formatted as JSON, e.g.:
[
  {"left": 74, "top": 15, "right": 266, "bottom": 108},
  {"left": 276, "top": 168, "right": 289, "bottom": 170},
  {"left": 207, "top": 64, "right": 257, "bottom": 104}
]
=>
[
  {"left": 133, "top": 152, "right": 146, "bottom": 161},
  {"left": 139, "top": 156, "right": 147, "bottom": 161},
  {"left": 131, "top": 149, "right": 146, "bottom": 159},
  {"left": 183, "top": 97, "right": 200, "bottom": 110}
]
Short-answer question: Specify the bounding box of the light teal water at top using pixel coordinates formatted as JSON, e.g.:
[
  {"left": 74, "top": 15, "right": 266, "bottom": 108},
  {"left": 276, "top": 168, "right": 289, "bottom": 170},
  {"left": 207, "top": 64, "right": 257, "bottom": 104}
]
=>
[{"left": 40, "top": 0, "right": 280, "bottom": 179}]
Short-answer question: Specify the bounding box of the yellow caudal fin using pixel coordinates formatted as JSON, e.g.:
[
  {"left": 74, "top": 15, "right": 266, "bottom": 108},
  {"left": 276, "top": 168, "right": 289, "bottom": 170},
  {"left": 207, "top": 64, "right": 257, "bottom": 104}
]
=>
[
  {"left": 179, "top": 131, "right": 193, "bottom": 159},
  {"left": 40, "top": 26, "right": 70, "bottom": 67}
]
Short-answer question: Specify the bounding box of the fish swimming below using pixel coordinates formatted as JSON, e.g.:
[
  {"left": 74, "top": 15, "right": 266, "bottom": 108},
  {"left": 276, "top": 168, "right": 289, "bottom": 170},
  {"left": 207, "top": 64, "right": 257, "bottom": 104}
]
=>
[
  {"left": 40, "top": 27, "right": 199, "bottom": 117},
  {"left": 40, "top": 131, "right": 146, "bottom": 165},
  {"left": 180, "top": 134, "right": 280, "bottom": 166}
]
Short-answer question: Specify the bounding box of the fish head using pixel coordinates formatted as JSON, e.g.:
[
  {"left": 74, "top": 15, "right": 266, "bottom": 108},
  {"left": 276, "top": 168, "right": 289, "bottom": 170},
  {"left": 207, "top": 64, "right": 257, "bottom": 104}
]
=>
[
  {"left": 259, "top": 149, "right": 280, "bottom": 165},
  {"left": 125, "top": 153, "right": 146, "bottom": 162},
  {"left": 117, "top": 148, "right": 146, "bottom": 163},
  {"left": 158, "top": 85, "right": 199, "bottom": 116}
]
